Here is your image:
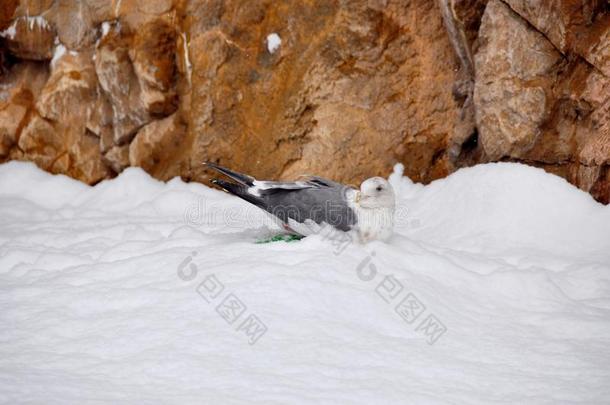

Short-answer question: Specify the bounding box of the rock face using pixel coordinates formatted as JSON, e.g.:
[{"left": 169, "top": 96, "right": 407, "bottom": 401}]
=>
[
  {"left": 0, "top": 0, "right": 609, "bottom": 203},
  {"left": 474, "top": 0, "right": 610, "bottom": 201},
  {"left": 186, "top": 0, "right": 469, "bottom": 185}
]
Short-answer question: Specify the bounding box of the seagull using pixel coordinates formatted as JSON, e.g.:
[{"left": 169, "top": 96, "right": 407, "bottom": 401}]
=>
[{"left": 205, "top": 162, "right": 395, "bottom": 242}]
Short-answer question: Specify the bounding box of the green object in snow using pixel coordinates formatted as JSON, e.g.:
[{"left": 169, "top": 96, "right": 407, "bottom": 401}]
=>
[{"left": 256, "top": 234, "right": 304, "bottom": 244}]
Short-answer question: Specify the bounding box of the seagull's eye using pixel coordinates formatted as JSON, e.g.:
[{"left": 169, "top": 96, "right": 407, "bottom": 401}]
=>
[{"left": 376, "top": 186, "right": 383, "bottom": 192}]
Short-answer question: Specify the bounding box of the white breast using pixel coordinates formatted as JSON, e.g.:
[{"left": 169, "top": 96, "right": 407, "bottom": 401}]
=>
[
  {"left": 346, "top": 189, "right": 395, "bottom": 242},
  {"left": 353, "top": 206, "right": 394, "bottom": 242}
]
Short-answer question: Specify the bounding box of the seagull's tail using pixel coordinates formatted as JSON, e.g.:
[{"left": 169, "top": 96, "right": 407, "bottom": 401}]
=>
[
  {"left": 211, "top": 179, "right": 264, "bottom": 208},
  {"left": 204, "top": 162, "right": 255, "bottom": 186}
]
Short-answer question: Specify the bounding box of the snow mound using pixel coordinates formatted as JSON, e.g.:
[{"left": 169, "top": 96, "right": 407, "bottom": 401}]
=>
[{"left": 1, "top": 161, "right": 609, "bottom": 404}]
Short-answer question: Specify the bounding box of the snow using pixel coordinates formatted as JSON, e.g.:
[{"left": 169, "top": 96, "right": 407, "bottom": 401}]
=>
[
  {"left": 1, "top": 15, "right": 53, "bottom": 39},
  {"left": 50, "top": 44, "right": 67, "bottom": 69},
  {"left": 1, "top": 161, "right": 609, "bottom": 404},
  {"left": 50, "top": 43, "right": 78, "bottom": 69},
  {"left": 101, "top": 21, "right": 111, "bottom": 37},
  {"left": 27, "top": 15, "right": 50, "bottom": 31},
  {"left": 266, "top": 33, "right": 282, "bottom": 54}
]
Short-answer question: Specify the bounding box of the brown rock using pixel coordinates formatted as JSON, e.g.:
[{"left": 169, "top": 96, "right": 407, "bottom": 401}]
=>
[
  {"left": 86, "top": 91, "right": 114, "bottom": 137},
  {"left": 573, "top": 164, "right": 602, "bottom": 193},
  {"left": 0, "top": 102, "right": 27, "bottom": 158},
  {"left": 502, "top": 0, "right": 605, "bottom": 52},
  {"left": 0, "top": 61, "right": 50, "bottom": 102},
  {"left": 448, "top": 0, "right": 488, "bottom": 47},
  {"left": 37, "top": 50, "right": 98, "bottom": 121},
  {"left": 97, "top": 125, "right": 113, "bottom": 151},
  {"left": 94, "top": 30, "right": 150, "bottom": 144},
  {"left": 131, "top": 18, "right": 178, "bottom": 114},
  {"left": 590, "top": 166, "right": 610, "bottom": 204},
  {"left": 0, "top": 61, "right": 50, "bottom": 161},
  {"left": 18, "top": 117, "right": 112, "bottom": 184},
  {"left": 14, "top": 0, "right": 55, "bottom": 17},
  {"left": 474, "top": 0, "right": 610, "bottom": 201},
  {"left": 5, "top": 51, "right": 113, "bottom": 183},
  {"left": 103, "top": 144, "right": 130, "bottom": 173},
  {"left": 0, "top": 0, "right": 19, "bottom": 31},
  {"left": 189, "top": 0, "right": 467, "bottom": 187},
  {"left": 129, "top": 112, "right": 187, "bottom": 179},
  {"left": 17, "top": 114, "right": 61, "bottom": 169},
  {"left": 0, "top": 0, "right": 608, "bottom": 204},
  {"left": 474, "top": 1, "right": 563, "bottom": 160},
  {"left": 117, "top": 0, "right": 176, "bottom": 32},
  {"left": 577, "top": 12, "right": 610, "bottom": 78},
  {"left": 54, "top": 0, "right": 97, "bottom": 50},
  {"left": 437, "top": 0, "right": 488, "bottom": 77},
  {"left": 132, "top": 19, "right": 177, "bottom": 92},
  {"left": 67, "top": 128, "right": 112, "bottom": 183},
  {"left": 503, "top": 0, "right": 610, "bottom": 78},
  {"left": 436, "top": 0, "right": 488, "bottom": 163},
  {"left": 94, "top": 21, "right": 177, "bottom": 146},
  {"left": 2, "top": 15, "right": 56, "bottom": 60},
  {"left": 576, "top": 67, "right": 610, "bottom": 166},
  {"left": 85, "top": 0, "right": 113, "bottom": 25}
]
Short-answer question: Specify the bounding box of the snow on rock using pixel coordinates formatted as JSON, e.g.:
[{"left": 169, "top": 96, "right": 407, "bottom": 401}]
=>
[
  {"left": 50, "top": 43, "right": 67, "bottom": 68},
  {"left": 266, "top": 32, "right": 281, "bottom": 54},
  {"left": 27, "top": 15, "right": 51, "bottom": 31},
  {"left": 1, "top": 161, "right": 609, "bottom": 404},
  {"left": 101, "top": 21, "right": 111, "bottom": 37},
  {"left": 49, "top": 43, "right": 79, "bottom": 70},
  {"left": 0, "top": 21, "right": 17, "bottom": 40},
  {"left": 0, "top": 15, "right": 52, "bottom": 39}
]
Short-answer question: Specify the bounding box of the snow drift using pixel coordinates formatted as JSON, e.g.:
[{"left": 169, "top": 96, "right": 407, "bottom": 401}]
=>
[{"left": 1, "top": 161, "right": 609, "bottom": 404}]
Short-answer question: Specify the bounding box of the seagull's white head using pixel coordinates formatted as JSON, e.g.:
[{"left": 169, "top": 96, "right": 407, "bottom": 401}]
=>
[{"left": 357, "top": 177, "right": 395, "bottom": 209}]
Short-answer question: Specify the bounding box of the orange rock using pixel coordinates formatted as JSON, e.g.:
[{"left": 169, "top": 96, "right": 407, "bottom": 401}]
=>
[
  {"left": 14, "top": 0, "right": 54, "bottom": 17},
  {"left": 475, "top": 0, "right": 610, "bottom": 200},
  {"left": 0, "top": 0, "right": 19, "bottom": 31},
  {"left": 54, "top": 0, "right": 97, "bottom": 51},
  {"left": 0, "top": 61, "right": 50, "bottom": 162},
  {"left": 131, "top": 18, "right": 179, "bottom": 114},
  {"left": 67, "top": 128, "right": 112, "bottom": 183},
  {"left": 94, "top": 29, "right": 149, "bottom": 144},
  {"left": 2, "top": 15, "right": 56, "bottom": 60},
  {"left": 17, "top": 114, "right": 61, "bottom": 169},
  {"left": 129, "top": 112, "right": 187, "bottom": 180},
  {"left": 0, "top": 0, "right": 608, "bottom": 203},
  {"left": 474, "top": 0, "right": 562, "bottom": 160},
  {"left": 188, "top": 0, "right": 467, "bottom": 188},
  {"left": 0, "top": 102, "right": 27, "bottom": 158},
  {"left": 103, "top": 144, "right": 130, "bottom": 173},
  {"left": 37, "top": 49, "right": 97, "bottom": 121},
  {"left": 94, "top": 20, "right": 178, "bottom": 146}
]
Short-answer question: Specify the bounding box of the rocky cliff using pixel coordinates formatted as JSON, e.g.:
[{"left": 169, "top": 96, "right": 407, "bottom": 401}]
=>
[{"left": 1, "top": 0, "right": 609, "bottom": 202}]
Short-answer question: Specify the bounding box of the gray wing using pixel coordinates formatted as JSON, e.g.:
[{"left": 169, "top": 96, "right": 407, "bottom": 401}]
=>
[
  {"left": 261, "top": 179, "right": 357, "bottom": 232},
  {"left": 213, "top": 176, "right": 357, "bottom": 232},
  {"left": 205, "top": 162, "right": 357, "bottom": 232}
]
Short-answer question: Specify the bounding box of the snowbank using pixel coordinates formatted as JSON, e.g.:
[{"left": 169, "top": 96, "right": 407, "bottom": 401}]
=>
[{"left": 1, "top": 161, "right": 609, "bottom": 404}]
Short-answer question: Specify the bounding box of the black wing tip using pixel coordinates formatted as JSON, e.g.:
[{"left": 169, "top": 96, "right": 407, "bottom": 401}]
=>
[
  {"left": 202, "top": 161, "right": 255, "bottom": 186},
  {"left": 210, "top": 178, "right": 235, "bottom": 195},
  {"left": 210, "top": 178, "right": 226, "bottom": 188},
  {"left": 203, "top": 161, "right": 219, "bottom": 169}
]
